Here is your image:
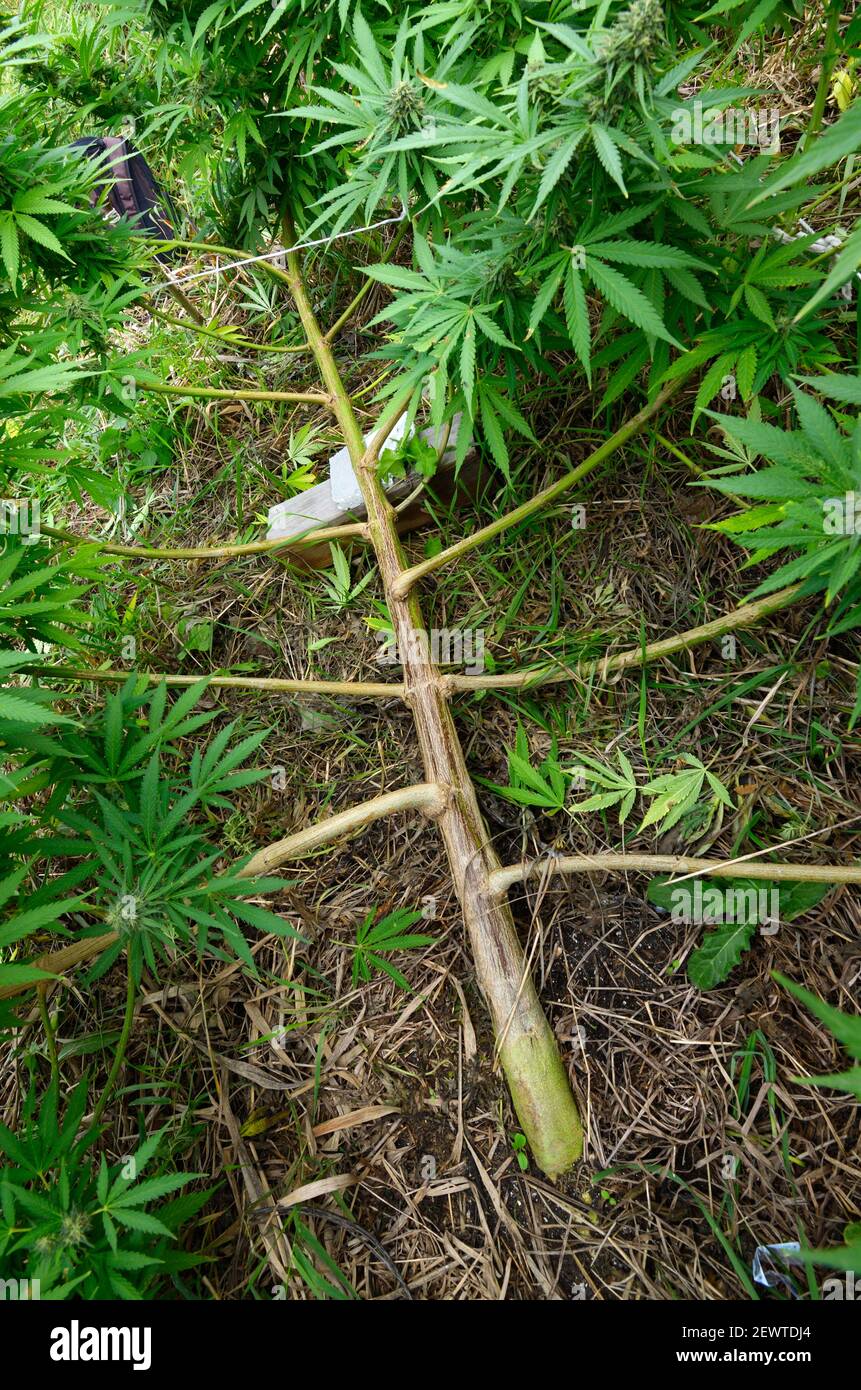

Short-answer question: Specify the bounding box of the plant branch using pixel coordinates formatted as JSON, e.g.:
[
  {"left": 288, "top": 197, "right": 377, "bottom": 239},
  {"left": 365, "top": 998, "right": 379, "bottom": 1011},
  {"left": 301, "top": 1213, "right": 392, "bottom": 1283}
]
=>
[
  {"left": 40, "top": 521, "right": 369, "bottom": 561},
  {"left": 323, "top": 216, "right": 410, "bottom": 341},
  {"left": 448, "top": 586, "right": 801, "bottom": 693},
  {"left": 0, "top": 787, "right": 445, "bottom": 1001},
  {"left": 10, "top": 581, "right": 804, "bottom": 1032},
  {"left": 162, "top": 238, "right": 294, "bottom": 277},
  {"left": 490, "top": 853, "right": 861, "bottom": 895},
  {"left": 240, "top": 783, "right": 448, "bottom": 875},
  {"left": 92, "top": 958, "right": 137, "bottom": 1126},
  {"left": 802, "top": 0, "right": 843, "bottom": 152},
  {"left": 0, "top": 934, "right": 119, "bottom": 1003},
  {"left": 393, "top": 381, "right": 683, "bottom": 597},
  {"left": 36, "top": 986, "right": 60, "bottom": 1086},
  {"left": 133, "top": 377, "right": 329, "bottom": 406},
  {"left": 163, "top": 279, "right": 204, "bottom": 324},
  {"left": 147, "top": 305, "right": 309, "bottom": 354},
  {"left": 28, "top": 666, "right": 404, "bottom": 699},
  {"left": 283, "top": 219, "right": 583, "bottom": 1179}
]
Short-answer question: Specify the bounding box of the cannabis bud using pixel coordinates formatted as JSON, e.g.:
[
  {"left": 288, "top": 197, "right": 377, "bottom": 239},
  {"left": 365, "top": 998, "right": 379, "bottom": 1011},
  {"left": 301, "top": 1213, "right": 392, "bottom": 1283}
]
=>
[
  {"left": 58, "top": 1209, "right": 91, "bottom": 1249},
  {"left": 107, "top": 892, "right": 140, "bottom": 936},
  {"left": 599, "top": 0, "right": 665, "bottom": 68},
  {"left": 385, "top": 79, "right": 426, "bottom": 134}
]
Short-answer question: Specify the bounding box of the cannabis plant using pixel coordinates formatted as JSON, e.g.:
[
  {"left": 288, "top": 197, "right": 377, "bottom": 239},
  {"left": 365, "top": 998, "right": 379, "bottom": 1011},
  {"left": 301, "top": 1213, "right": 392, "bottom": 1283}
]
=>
[
  {"left": 704, "top": 384, "right": 861, "bottom": 610},
  {"left": 776, "top": 974, "right": 861, "bottom": 1276},
  {"left": 0, "top": 1077, "right": 212, "bottom": 1298},
  {"left": 5, "top": 0, "right": 861, "bottom": 1186}
]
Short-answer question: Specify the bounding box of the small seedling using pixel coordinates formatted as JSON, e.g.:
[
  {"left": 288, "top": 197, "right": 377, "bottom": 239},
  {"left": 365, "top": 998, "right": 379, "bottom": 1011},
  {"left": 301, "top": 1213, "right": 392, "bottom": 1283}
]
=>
[
  {"left": 319, "top": 543, "right": 376, "bottom": 612},
  {"left": 350, "top": 906, "right": 435, "bottom": 991},
  {"left": 512, "top": 1132, "right": 529, "bottom": 1171},
  {"left": 479, "top": 722, "right": 569, "bottom": 813},
  {"left": 379, "top": 432, "right": 439, "bottom": 486}
]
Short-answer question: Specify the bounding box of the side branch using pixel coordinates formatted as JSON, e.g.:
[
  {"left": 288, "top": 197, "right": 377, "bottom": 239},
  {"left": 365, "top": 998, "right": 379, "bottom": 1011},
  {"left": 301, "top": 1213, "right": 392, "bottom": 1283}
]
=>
[
  {"left": 241, "top": 783, "right": 448, "bottom": 875},
  {"left": 29, "top": 667, "right": 404, "bottom": 699},
  {"left": 490, "top": 853, "right": 861, "bottom": 894},
  {"left": 160, "top": 222, "right": 408, "bottom": 346},
  {"left": 41, "top": 521, "right": 369, "bottom": 562},
  {"left": 393, "top": 381, "right": 682, "bottom": 597},
  {"left": 133, "top": 377, "right": 329, "bottom": 406},
  {"left": 0, "top": 785, "right": 448, "bottom": 1002},
  {"left": 147, "top": 305, "right": 309, "bottom": 354},
  {"left": 448, "top": 585, "right": 801, "bottom": 693},
  {"left": 0, "top": 932, "right": 119, "bottom": 1003}
]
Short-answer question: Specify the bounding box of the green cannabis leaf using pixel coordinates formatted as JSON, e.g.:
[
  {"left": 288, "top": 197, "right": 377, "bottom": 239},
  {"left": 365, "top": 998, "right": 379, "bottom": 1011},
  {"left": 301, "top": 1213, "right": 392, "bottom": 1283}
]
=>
[
  {"left": 350, "top": 906, "right": 435, "bottom": 991},
  {"left": 703, "top": 388, "right": 861, "bottom": 610},
  {"left": 478, "top": 723, "right": 569, "bottom": 813},
  {"left": 567, "top": 748, "right": 638, "bottom": 824},
  {"left": 639, "top": 756, "right": 733, "bottom": 835}
]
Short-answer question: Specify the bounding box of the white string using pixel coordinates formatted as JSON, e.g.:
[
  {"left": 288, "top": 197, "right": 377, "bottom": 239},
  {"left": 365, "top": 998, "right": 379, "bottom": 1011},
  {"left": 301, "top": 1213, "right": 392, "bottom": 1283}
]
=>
[
  {"left": 161, "top": 202, "right": 408, "bottom": 289},
  {"left": 728, "top": 150, "right": 859, "bottom": 288}
]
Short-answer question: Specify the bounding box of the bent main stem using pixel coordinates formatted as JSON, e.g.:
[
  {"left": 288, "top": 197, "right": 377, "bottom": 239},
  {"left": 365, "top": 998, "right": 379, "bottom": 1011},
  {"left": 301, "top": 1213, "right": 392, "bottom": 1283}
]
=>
[{"left": 284, "top": 233, "right": 583, "bottom": 1179}]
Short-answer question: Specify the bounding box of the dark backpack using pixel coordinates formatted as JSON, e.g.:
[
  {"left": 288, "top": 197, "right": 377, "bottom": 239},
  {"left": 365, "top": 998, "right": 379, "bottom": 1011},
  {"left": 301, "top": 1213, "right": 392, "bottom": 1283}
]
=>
[{"left": 72, "top": 136, "right": 180, "bottom": 261}]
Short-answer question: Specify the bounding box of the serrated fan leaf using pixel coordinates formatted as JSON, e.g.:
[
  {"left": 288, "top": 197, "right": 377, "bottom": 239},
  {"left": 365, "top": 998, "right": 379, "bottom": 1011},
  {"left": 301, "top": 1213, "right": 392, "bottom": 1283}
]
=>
[
  {"left": 505, "top": 749, "right": 553, "bottom": 796},
  {"left": 0, "top": 896, "right": 84, "bottom": 949},
  {"left": 564, "top": 264, "right": 591, "bottom": 381},
  {"left": 527, "top": 260, "right": 566, "bottom": 338},
  {"left": 585, "top": 240, "right": 707, "bottom": 271},
  {"left": 0, "top": 961, "right": 56, "bottom": 985},
  {"left": 530, "top": 132, "right": 585, "bottom": 218},
  {"left": 0, "top": 216, "right": 19, "bottom": 285},
  {"left": 796, "top": 1068, "right": 861, "bottom": 1100},
  {"left": 109, "top": 1208, "right": 174, "bottom": 1237},
  {"left": 743, "top": 283, "right": 776, "bottom": 330},
  {"left": 790, "top": 387, "right": 847, "bottom": 471},
  {"left": 736, "top": 344, "right": 757, "bottom": 401},
  {"left": 476, "top": 390, "right": 509, "bottom": 478},
  {"left": 15, "top": 214, "right": 67, "bottom": 257},
  {"left": 639, "top": 768, "right": 703, "bottom": 833},
  {"left": 693, "top": 353, "right": 737, "bottom": 425},
  {"left": 795, "top": 374, "right": 861, "bottom": 405},
  {"left": 228, "top": 898, "right": 303, "bottom": 939},
  {"left": 775, "top": 972, "right": 861, "bottom": 1059},
  {"left": 13, "top": 191, "right": 76, "bottom": 215},
  {"left": 747, "top": 103, "right": 861, "bottom": 207},
  {"left": 362, "top": 264, "right": 429, "bottom": 290},
  {"left": 570, "top": 790, "right": 625, "bottom": 813},
  {"left": 587, "top": 259, "right": 679, "bottom": 346},
  {"left": 460, "top": 322, "right": 476, "bottom": 415},
  {"left": 590, "top": 124, "right": 627, "bottom": 196},
  {"left": 110, "top": 1172, "right": 201, "bottom": 1208},
  {"left": 0, "top": 689, "right": 74, "bottom": 726}
]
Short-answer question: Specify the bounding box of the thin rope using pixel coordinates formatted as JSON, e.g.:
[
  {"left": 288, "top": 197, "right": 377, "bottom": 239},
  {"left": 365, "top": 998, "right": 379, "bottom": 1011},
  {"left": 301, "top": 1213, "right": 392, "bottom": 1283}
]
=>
[
  {"left": 162, "top": 202, "right": 408, "bottom": 288},
  {"left": 728, "top": 149, "right": 859, "bottom": 287}
]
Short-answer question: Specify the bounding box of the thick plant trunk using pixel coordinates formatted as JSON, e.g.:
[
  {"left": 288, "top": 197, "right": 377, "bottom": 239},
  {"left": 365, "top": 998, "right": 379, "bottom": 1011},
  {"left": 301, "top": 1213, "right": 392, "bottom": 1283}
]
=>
[
  {"left": 365, "top": 462, "right": 582, "bottom": 1176},
  {"left": 285, "top": 249, "right": 583, "bottom": 1178}
]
